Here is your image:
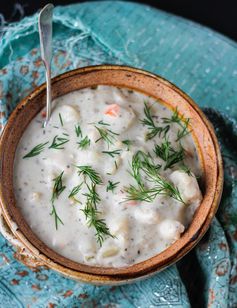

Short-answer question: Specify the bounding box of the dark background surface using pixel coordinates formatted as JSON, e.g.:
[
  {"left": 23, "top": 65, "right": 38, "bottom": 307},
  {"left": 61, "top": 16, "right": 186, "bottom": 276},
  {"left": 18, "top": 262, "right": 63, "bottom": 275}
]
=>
[{"left": 1, "top": 0, "right": 237, "bottom": 42}]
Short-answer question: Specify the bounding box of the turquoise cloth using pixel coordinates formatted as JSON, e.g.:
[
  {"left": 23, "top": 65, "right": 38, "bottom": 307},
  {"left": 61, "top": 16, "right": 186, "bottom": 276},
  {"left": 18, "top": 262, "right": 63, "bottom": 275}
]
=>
[{"left": 0, "top": 1, "right": 237, "bottom": 307}]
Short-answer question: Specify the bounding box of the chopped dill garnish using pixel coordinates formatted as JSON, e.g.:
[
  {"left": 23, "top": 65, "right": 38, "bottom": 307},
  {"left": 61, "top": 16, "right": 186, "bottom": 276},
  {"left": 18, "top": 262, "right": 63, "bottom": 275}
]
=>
[
  {"left": 140, "top": 102, "right": 170, "bottom": 140},
  {"left": 106, "top": 180, "right": 120, "bottom": 192},
  {"left": 75, "top": 124, "right": 82, "bottom": 138},
  {"left": 78, "top": 136, "right": 91, "bottom": 150},
  {"left": 68, "top": 183, "right": 83, "bottom": 204},
  {"left": 176, "top": 119, "right": 190, "bottom": 141},
  {"left": 49, "top": 135, "right": 69, "bottom": 150},
  {"left": 114, "top": 160, "right": 118, "bottom": 170},
  {"left": 76, "top": 165, "right": 103, "bottom": 185},
  {"left": 125, "top": 151, "right": 185, "bottom": 204},
  {"left": 88, "top": 120, "right": 111, "bottom": 126},
  {"left": 51, "top": 171, "right": 66, "bottom": 204},
  {"left": 154, "top": 140, "right": 184, "bottom": 170},
  {"left": 95, "top": 126, "right": 119, "bottom": 147},
  {"left": 62, "top": 132, "right": 69, "bottom": 137},
  {"left": 59, "top": 113, "right": 64, "bottom": 127},
  {"left": 124, "top": 185, "right": 153, "bottom": 202},
  {"left": 82, "top": 183, "right": 114, "bottom": 246},
  {"left": 23, "top": 142, "right": 49, "bottom": 158},
  {"left": 162, "top": 107, "right": 180, "bottom": 124},
  {"left": 162, "top": 107, "right": 190, "bottom": 141},
  {"left": 98, "top": 120, "right": 110, "bottom": 126},
  {"left": 180, "top": 164, "right": 197, "bottom": 178},
  {"left": 51, "top": 204, "right": 64, "bottom": 230},
  {"left": 128, "top": 151, "right": 145, "bottom": 188},
  {"left": 102, "top": 149, "right": 121, "bottom": 158},
  {"left": 51, "top": 171, "right": 65, "bottom": 229},
  {"left": 122, "top": 139, "right": 133, "bottom": 151}
]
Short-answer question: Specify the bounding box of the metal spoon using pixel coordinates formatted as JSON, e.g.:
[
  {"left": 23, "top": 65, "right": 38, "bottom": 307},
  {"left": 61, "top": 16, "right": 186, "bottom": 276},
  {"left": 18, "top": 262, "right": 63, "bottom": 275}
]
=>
[{"left": 38, "top": 3, "right": 54, "bottom": 127}]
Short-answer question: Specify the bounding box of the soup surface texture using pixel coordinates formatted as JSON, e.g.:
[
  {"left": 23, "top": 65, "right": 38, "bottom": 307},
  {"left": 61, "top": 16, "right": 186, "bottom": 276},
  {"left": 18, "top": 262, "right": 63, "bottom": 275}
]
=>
[{"left": 14, "top": 86, "right": 202, "bottom": 267}]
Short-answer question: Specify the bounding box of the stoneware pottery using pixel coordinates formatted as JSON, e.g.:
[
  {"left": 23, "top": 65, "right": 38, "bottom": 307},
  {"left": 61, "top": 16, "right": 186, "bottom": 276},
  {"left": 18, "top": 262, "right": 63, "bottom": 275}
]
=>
[{"left": 0, "top": 65, "right": 223, "bottom": 285}]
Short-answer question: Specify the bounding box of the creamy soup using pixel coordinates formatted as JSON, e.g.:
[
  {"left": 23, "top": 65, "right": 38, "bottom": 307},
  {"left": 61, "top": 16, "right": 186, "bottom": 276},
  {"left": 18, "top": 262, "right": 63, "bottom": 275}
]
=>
[{"left": 14, "top": 86, "right": 202, "bottom": 267}]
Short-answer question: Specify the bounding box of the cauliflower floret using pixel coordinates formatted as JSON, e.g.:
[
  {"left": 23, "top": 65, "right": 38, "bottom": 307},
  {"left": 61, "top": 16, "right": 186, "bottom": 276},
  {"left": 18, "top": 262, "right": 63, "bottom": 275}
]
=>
[
  {"left": 50, "top": 105, "right": 80, "bottom": 124},
  {"left": 133, "top": 204, "right": 160, "bottom": 225},
  {"left": 108, "top": 216, "right": 129, "bottom": 237},
  {"left": 42, "top": 151, "right": 74, "bottom": 182},
  {"left": 169, "top": 170, "right": 202, "bottom": 205},
  {"left": 96, "top": 236, "right": 124, "bottom": 266},
  {"left": 78, "top": 235, "right": 97, "bottom": 263},
  {"left": 87, "top": 127, "right": 101, "bottom": 144},
  {"left": 158, "top": 219, "right": 185, "bottom": 241}
]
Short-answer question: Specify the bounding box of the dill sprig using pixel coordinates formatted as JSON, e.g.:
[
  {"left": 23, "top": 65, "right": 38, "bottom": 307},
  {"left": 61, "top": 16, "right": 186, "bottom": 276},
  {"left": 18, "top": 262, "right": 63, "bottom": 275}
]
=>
[
  {"left": 78, "top": 136, "right": 91, "bottom": 150},
  {"left": 75, "top": 124, "right": 82, "bottom": 138},
  {"left": 162, "top": 108, "right": 190, "bottom": 141},
  {"left": 51, "top": 171, "right": 65, "bottom": 229},
  {"left": 49, "top": 135, "right": 69, "bottom": 150},
  {"left": 122, "top": 139, "right": 133, "bottom": 151},
  {"left": 180, "top": 164, "right": 198, "bottom": 178},
  {"left": 125, "top": 151, "right": 185, "bottom": 204},
  {"left": 140, "top": 102, "right": 170, "bottom": 140},
  {"left": 97, "top": 120, "right": 110, "bottom": 126},
  {"left": 125, "top": 185, "right": 154, "bottom": 202},
  {"left": 88, "top": 120, "right": 111, "bottom": 126},
  {"left": 59, "top": 113, "right": 64, "bottom": 127},
  {"left": 23, "top": 142, "right": 49, "bottom": 158},
  {"left": 51, "top": 171, "right": 66, "bottom": 204},
  {"left": 51, "top": 204, "right": 64, "bottom": 230},
  {"left": 76, "top": 165, "right": 103, "bottom": 185},
  {"left": 177, "top": 118, "right": 190, "bottom": 141},
  {"left": 82, "top": 183, "right": 114, "bottom": 246},
  {"left": 106, "top": 180, "right": 120, "bottom": 192},
  {"left": 102, "top": 149, "right": 121, "bottom": 158},
  {"left": 68, "top": 183, "right": 83, "bottom": 204},
  {"left": 95, "top": 126, "right": 119, "bottom": 147},
  {"left": 129, "top": 151, "right": 145, "bottom": 188},
  {"left": 154, "top": 140, "right": 184, "bottom": 170}
]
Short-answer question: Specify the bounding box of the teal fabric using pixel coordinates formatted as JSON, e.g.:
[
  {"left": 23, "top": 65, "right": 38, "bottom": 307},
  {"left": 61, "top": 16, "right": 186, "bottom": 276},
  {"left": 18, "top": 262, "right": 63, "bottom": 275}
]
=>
[{"left": 0, "top": 1, "right": 237, "bottom": 307}]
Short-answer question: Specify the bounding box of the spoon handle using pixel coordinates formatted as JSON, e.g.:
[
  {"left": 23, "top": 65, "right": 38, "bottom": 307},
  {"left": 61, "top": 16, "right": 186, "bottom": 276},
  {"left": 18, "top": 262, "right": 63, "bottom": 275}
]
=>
[{"left": 38, "top": 3, "right": 54, "bottom": 127}]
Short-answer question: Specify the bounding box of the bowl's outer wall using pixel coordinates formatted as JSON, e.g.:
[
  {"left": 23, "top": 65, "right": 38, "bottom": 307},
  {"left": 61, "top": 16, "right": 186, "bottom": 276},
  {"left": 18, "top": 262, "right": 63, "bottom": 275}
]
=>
[{"left": 0, "top": 65, "right": 223, "bottom": 284}]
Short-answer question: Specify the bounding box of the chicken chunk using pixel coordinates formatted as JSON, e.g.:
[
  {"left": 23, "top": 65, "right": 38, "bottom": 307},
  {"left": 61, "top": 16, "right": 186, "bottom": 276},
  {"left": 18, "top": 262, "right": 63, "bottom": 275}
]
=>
[
  {"left": 169, "top": 170, "right": 202, "bottom": 205},
  {"left": 50, "top": 105, "right": 80, "bottom": 124},
  {"left": 158, "top": 219, "right": 185, "bottom": 241}
]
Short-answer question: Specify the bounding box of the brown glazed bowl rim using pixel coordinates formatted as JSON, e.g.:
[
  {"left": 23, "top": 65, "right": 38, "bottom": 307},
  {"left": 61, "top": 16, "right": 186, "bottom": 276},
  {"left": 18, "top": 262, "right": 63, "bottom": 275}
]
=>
[{"left": 0, "top": 65, "right": 223, "bottom": 283}]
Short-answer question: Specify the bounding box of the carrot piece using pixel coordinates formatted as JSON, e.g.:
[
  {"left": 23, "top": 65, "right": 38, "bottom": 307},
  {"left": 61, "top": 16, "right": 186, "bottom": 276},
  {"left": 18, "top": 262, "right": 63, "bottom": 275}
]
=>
[
  {"left": 104, "top": 104, "right": 120, "bottom": 117},
  {"left": 125, "top": 200, "right": 138, "bottom": 206},
  {"left": 41, "top": 110, "right": 46, "bottom": 118}
]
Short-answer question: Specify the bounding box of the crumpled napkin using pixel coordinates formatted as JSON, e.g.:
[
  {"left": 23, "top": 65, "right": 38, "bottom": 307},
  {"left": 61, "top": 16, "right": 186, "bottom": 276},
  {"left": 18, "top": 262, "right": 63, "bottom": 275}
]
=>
[{"left": 0, "top": 2, "right": 236, "bottom": 307}]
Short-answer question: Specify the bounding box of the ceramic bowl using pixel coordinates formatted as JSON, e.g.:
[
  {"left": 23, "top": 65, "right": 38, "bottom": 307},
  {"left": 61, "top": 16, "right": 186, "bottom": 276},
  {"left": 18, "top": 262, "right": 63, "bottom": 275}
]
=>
[{"left": 0, "top": 65, "right": 223, "bottom": 285}]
